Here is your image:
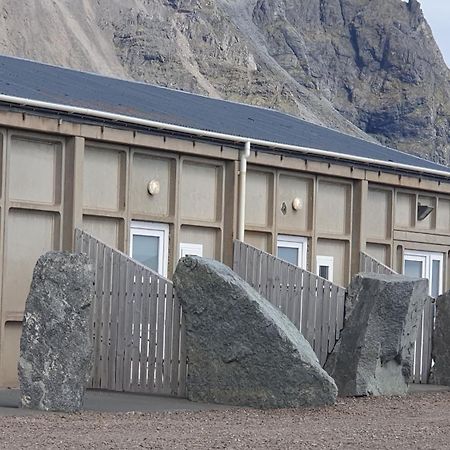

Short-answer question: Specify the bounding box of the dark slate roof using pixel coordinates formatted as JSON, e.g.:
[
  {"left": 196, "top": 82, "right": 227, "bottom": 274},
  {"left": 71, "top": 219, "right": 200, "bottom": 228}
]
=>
[{"left": 0, "top": 54, "right": 448, "bottom": 175}]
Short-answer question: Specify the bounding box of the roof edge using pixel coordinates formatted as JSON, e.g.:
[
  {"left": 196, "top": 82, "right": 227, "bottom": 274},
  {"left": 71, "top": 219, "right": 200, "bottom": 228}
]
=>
[{"left": 0, "top": 93, "right": 449, "bottom": 180}]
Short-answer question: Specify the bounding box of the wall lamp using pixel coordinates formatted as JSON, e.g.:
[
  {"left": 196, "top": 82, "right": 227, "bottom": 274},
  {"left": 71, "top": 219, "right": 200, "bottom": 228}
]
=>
[{"left": 417, "top": 202, "right": 434, "bottom": 221}]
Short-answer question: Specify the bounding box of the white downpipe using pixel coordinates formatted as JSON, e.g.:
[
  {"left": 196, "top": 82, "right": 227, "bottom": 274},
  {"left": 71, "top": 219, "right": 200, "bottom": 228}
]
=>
[
  {"left": 1, "top": 94, "right": 450, "bottom": 179},
  {"left": 238, "top": 141, "right": 251, "bottom": 242}
]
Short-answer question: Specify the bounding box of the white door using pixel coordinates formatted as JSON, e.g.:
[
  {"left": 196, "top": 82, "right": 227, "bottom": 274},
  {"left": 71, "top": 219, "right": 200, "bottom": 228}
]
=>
[
  {"left": 277, "top": 235, "right": 307, "bottom": 269},
  {"left": 130, "top": 221, "right": 169, "bottom": 277},
  {"left": 403, "top": 250, "right": 443, "bottom": 297}
]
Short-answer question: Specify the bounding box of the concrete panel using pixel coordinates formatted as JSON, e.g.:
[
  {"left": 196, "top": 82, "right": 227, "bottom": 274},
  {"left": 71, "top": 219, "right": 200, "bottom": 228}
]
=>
[
  {"left": 245, "top": 170, "right": 273, "bottom": 228},
  {"left": 416, "top": 195, "right": 436, "bottom": 231},
  {"left": 3, "top": 209, "right": 58, "bottom": 314},
  {"left": 179, "top": 225, "right": 218, "bottom": 259},
  {"left": 316, "top": 181, "right": 351, "bottom": 235},
  {"left": 366, "top": 188, "right": 392, "bottom": 240},
  {"left": 180, "top": 161, "right": 222, "bottom": 223},
  {"left": 277, "top": 174, "right": 313, "bottom": 232},
  {"left": 83, "top": 215, "right": 120, "bottom": 249},
  {"left": 366, "top": 243, "right": 390, "bottom": 267},
  {"left": 437, "top": 198, "right": 450, "bottom": 232},
  {"left": 130, "top": 153, "right": 174, "bottom": 217},
  {"left": 245, "top": 231, "right": 271, "bottom": 252},
  {"left": 83, "top": 145, "right": 124, "bottom": 211},
  {"left": 316, "top": 239, "right": 348, "bottom": 287},
  {"left": 0, "top": 321, "right": 22, "bottom": 387},
  {"left": 8, "top": 135, "right": 61, "bottom": 204},
  {"left": 395, "top": 192, "right": 414, "bottom": 228}
]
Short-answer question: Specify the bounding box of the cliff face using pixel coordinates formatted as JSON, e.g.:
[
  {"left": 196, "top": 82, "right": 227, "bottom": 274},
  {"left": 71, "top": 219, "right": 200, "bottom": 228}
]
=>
[{"left": 0, "top": 0, "right": 449, "bottom": 162}]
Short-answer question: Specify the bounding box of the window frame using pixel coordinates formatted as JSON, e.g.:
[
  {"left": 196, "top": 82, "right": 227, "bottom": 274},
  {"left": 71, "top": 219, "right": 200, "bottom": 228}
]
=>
[
  {"left": 316, "top": 255, "right": 334, "bottom": 282},
  {"left": 179, "top": 242, "right": 203, "bottom": 259}
]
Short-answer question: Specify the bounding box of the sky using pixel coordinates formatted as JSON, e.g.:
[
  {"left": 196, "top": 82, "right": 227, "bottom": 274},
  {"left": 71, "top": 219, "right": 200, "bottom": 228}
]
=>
[{"left": 419, "top": 0, "right": 450, "bottom": 66}]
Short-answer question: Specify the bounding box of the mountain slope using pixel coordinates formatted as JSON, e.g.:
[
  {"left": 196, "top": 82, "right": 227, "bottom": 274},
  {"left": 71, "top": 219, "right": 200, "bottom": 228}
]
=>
[{"left": 0, "top": 0, "right": 449, "bottom": 163}]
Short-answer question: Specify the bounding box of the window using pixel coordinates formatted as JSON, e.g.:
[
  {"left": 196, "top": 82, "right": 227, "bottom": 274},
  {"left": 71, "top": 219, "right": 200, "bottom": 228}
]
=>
[
  {"left": 180, "top": 243, "right": 203, "bottom": 259},
  {"left": 277, "top": 235, "right": 307, "bottom": 269},
  {"left": 403, "top": 250, "right": 443, "bottom": 298},
  {"left": 130, "top": 221, "right": 169, "bottom": 277},
  {"left": 316, "top": 255, "right": 334, "bottom": 282}
]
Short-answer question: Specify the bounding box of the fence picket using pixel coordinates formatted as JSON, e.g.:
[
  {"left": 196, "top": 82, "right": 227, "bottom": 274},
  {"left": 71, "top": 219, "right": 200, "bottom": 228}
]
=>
[
  {"left": 139, "top": 274, "right": 151, "bottom": 391},
  {"left": 314, "top": 279, "right": 324, "bottom": 361},
  {"left": 320, "top": 281, "right": 331, "bottom": 366},
  {"left": 170, "top": 294, "right": 182, "bottom": 396},
  {"left": 131, "top": 267, "right": 143, "bottom": 391},
  {"left": 107, "top": 251, "right": 120, "bottom": 390},
  {"left": 328, "top": 285, "right": 338, "bottom": 353},
  {"left": 92, "top": 242, "right": 105, "bottom": 388},
  {"left": 163, "top": 282, "right": 174, "bottom": 394}
]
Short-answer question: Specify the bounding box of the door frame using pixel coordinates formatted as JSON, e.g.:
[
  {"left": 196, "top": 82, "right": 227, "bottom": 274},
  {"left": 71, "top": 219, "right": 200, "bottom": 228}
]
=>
[
  {"left": 403, "top": 249, "right": 444, "bottom": 297},
  {"left": 129, "top": 221, "right": 169, "bottom": 277},
  {"left": 276, "top": 235, "right": 308, "bottom": 269}
]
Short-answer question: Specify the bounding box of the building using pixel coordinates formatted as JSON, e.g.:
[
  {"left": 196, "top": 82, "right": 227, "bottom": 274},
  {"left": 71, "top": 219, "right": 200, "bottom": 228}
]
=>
[{"left": 0, "top": 55, "right": 449, "bottom": 386}]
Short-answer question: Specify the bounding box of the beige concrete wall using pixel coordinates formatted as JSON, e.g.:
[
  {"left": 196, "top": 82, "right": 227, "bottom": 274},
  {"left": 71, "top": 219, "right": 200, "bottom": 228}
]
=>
[
  {"left": 0, "top": 131, "right": 64, "bottom": 386},
  {"left": 244, "top": 167, "right": 353, "bottom": 285},
  {"left": 364, "top": 184, "right": 450, "bottom": 280}
]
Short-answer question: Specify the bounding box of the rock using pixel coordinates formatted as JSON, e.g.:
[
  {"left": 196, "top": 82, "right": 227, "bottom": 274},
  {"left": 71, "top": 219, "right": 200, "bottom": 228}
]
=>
[
  {"left": 431, "top": 291, "right": 450, "bottom": 385},
  {"left": 18, "top": 252, "right": 94, "bottom": 412},
  {"left": 325, "top": 273, "right": 427, "bottom": 397},
  {"left": 173, "top": 256, "right": 337, "bottom": 408}
]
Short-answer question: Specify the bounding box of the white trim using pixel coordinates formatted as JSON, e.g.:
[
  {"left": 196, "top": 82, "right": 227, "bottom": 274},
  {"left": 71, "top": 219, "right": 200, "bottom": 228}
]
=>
[
  {"left": 403, "top": 250, "right": 444, "bottom": 297},
  {"left": 130, "top": 221, "right": 169, "bottom": 277},
  {"left": 277, "top": 235, "right": 308, "bottom": 269},
  {"left": 316, "top": 255, "right": 334, "bottom": 282},
  {"left": 180, "top": 242, "right": 203, "bottom": 259},
  {"left": 1, "top": 93, "right": 449, "bottom": 179}
]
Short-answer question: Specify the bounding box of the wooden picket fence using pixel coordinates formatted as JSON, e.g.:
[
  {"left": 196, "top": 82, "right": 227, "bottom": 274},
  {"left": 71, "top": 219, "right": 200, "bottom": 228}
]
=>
[
  {"left": 233, "top": 240, "right": 346, "bottom": 366},
  {"left": 360, "top": 251, "right": 397, "bottom": 275},
  {"left": 359, "top": 251, "right": 433, "bottom": 384},
  {"left": 74, "top": 229, "right": 187, "bottom": 397}
]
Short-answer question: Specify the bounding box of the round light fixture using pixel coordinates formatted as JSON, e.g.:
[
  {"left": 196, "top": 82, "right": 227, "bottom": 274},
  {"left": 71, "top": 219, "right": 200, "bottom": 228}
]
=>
[
  {"left": 147, "top": 179, "right": 160, "bottom": 196},
  {"left": 292, "top": 197, "right": 303, "bottom": 211}
]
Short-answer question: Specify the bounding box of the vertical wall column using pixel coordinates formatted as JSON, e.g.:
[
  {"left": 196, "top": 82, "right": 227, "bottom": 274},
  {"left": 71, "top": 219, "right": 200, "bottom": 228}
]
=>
[
  {"left": 222, "top": 160, "right": 239, "bottom": 267},
  {"left": 63, "top": 136, "right": 84, "bottom": 251},
  {"left": 351, "top": 179, "right": 368, "bottom": 276}
]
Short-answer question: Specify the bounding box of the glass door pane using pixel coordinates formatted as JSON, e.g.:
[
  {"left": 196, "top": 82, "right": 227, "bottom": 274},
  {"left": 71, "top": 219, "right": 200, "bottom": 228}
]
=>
[
  {"left": 431, "top": 259, "right": 441, "bottom": 298},
  {"left": 404, "top": 259, "right": 424, "bottom": 278},
  {"left": 277, "top": 246, "right": 299, "bottom": 265},
  {"left": 132, "top": 235, "right": 159, "bottom": 272}
]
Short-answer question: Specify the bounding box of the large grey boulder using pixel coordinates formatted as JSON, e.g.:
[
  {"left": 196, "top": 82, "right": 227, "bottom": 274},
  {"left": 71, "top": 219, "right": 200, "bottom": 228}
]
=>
[
  {"left": 325, "top": 273, "right": 427, "bottom": 397},
  {"left": 431, "top": 291, "right": 450, "bottom": 385},
  {"left": 173, "top": 256, "right": 337, "bottom": 408},
  {"left": 18, "top": 252, "right": 94, "bottom": 412}
]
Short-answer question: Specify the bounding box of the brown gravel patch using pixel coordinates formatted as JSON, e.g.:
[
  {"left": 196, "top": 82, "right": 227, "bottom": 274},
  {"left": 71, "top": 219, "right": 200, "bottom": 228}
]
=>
[{"left": 1, "top": 392, "right": 450, "bottom": 449}]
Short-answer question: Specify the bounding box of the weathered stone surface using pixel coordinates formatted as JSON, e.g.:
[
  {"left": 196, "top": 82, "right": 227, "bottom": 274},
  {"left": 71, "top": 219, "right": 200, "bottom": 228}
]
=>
[
  {"left": 325, "top": 273, "right": 427, "bottom": 397},
  {"left": 431, "top": 291, "right": 450, "bottom": 386},
  {"left": 173, "top": 256, "right": 337, "bottom": 408},
  {"left": 18, "top": 252, "right": 94, "bottom": 412}
]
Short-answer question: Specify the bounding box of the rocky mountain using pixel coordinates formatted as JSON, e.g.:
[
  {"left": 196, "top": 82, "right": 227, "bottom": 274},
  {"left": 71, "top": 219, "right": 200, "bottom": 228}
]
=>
[{"left": 0, "top": 0, "right": 449, "bottom": 163}]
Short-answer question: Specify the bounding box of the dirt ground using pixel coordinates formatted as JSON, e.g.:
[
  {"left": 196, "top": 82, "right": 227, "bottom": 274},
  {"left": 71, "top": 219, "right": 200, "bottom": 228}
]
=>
[{"left": 1, "top": 392, "right": 450, "bottom": 449}]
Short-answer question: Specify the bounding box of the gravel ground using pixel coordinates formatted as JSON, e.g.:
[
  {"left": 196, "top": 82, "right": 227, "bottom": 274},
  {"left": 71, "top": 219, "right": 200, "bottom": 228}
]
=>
[{"left": 1, "top": 392, "right": 450, "bottom": 449}]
